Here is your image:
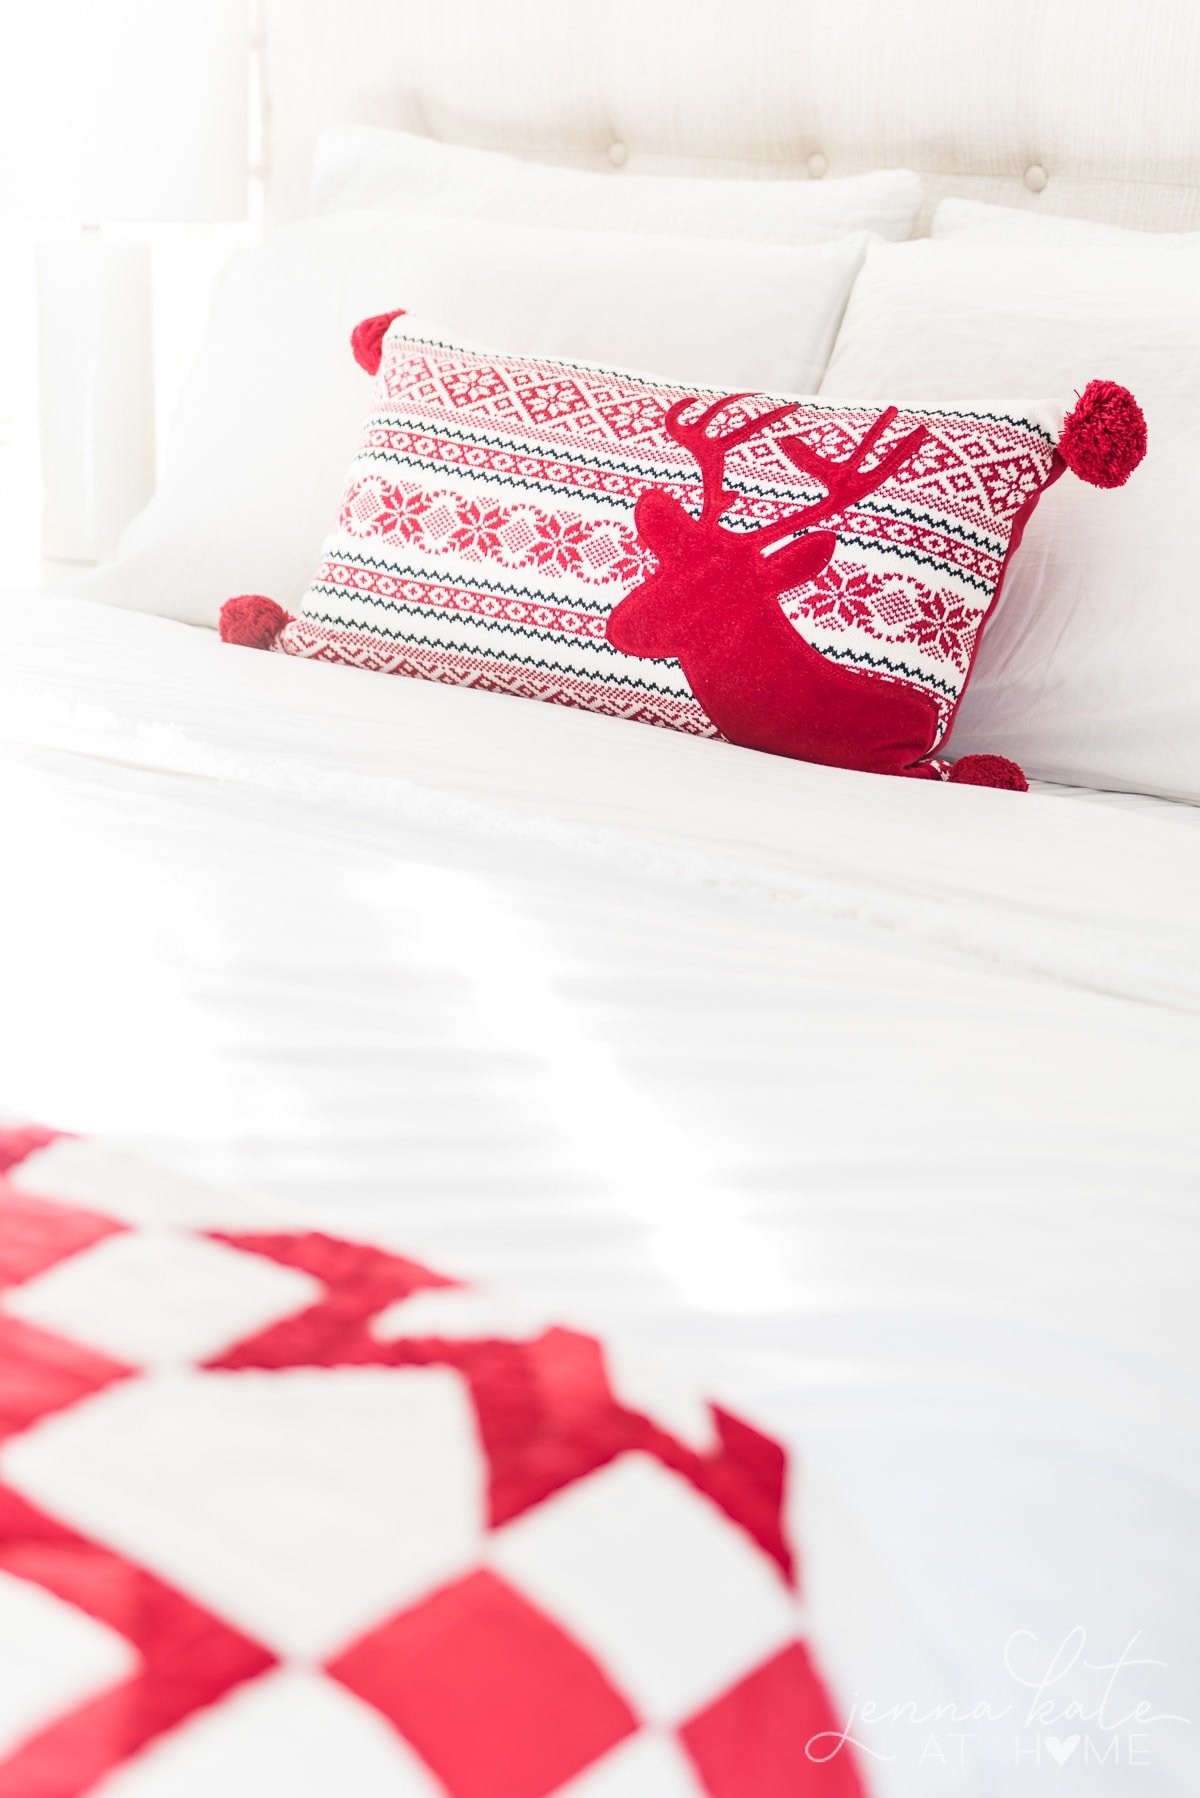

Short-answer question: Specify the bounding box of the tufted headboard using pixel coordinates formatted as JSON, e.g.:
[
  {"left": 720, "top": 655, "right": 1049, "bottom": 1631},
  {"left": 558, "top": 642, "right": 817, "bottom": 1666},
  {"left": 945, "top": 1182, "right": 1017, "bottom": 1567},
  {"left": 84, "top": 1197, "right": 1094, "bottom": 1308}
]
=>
[{"left": 260, "top": 0, "right": 1200, "bottom": 234}]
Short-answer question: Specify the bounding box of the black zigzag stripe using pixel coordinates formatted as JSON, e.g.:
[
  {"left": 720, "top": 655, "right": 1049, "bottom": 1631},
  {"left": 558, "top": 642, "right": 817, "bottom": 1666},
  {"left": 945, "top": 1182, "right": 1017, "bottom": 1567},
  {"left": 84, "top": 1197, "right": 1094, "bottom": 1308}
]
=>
[
  {"left": 832, "top": 536, "right": 993, "bottom": 596},
  {"left": 857, "top": 499, "right": 1007, "bottom": 555},
  {"left": 352, "top": 449, "right": 644, "bottom": 512},
  {"left": 814, "top": 641, "right": 959, "bottom": 700},
  {"left": 298, "top": 613, "right": 688, "bottom": 697},
  {"left": 312, "top": 562, "right": 616, "bottom": 616},
  {"left": 360, "top": 428, "right": 673, "bottom": 484},
  {"left": 307, "top": 592, "right": 627, "bottom": 654}
]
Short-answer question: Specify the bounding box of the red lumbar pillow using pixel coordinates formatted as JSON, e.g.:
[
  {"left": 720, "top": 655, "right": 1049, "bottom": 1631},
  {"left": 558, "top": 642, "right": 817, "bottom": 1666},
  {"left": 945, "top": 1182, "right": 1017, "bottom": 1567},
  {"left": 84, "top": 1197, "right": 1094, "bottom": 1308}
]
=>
[{"left": 222, "top": 312, "right": 1145, "bottom": 790}]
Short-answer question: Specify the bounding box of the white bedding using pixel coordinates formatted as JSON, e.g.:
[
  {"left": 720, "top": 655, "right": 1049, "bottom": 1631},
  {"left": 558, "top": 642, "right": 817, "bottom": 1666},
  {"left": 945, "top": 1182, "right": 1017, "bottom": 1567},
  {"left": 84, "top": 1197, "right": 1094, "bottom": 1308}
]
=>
[{"left": 2, "top": 592, "right": 1199, "bottom": 1796}]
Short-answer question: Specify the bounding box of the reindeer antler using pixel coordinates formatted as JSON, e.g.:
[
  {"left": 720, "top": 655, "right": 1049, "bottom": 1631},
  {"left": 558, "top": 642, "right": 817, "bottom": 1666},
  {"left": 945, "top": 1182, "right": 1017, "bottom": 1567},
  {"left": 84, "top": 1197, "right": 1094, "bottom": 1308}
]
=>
[
  {"left": 664, "top": 393, "right": 800, "bottom": 523},
  {"left": 754, "top": 406, "right": 928, "bottom": 547},
  {"left": 662, "top": 395, "right": 928, "bottom": 550}
]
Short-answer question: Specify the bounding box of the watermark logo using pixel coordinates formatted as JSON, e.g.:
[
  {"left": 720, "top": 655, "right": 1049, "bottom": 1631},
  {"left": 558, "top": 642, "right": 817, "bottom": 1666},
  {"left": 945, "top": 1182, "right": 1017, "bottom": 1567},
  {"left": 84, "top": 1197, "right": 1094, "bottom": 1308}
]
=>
[{"left": 806, "top": 1627, "right": 1190, "bottom": 1770}]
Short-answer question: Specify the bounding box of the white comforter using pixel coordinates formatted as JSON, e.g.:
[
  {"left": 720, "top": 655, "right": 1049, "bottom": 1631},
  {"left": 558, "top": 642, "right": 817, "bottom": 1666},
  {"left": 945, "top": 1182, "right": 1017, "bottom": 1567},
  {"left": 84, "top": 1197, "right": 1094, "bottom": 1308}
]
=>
[{"left": 1, "top": 593, "right": 1198, "bottom": 1798}]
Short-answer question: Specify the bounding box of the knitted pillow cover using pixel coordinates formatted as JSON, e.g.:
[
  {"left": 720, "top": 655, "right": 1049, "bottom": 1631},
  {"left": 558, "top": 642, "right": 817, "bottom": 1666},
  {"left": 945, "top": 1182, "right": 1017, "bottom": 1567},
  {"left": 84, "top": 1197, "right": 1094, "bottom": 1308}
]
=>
[{"left": 222, "top": 312, "right": 1146, "bottom": 789}]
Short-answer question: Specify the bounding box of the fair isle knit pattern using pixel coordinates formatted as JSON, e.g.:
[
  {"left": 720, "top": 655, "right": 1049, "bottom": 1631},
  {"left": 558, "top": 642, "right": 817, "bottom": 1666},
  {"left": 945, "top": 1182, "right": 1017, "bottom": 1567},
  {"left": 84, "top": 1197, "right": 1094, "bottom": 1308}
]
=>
[{"left": 280, "top": 328, "right": 1062, "bottom": 739}]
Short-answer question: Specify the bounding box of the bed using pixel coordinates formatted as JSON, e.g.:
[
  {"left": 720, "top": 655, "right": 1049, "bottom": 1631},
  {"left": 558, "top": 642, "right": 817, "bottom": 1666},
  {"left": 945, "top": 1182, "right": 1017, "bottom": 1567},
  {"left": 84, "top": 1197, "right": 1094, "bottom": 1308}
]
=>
[{"left": 2, "top": 5, "right": 1199, "bottom": 1797}]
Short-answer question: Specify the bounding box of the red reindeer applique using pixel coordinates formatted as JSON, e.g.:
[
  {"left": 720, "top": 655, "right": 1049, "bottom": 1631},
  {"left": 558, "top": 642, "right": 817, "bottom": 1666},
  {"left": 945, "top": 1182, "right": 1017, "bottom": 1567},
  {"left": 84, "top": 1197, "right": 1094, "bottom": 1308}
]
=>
[{"left": 605, "top": 393, "right": 947, "bottom": 778}]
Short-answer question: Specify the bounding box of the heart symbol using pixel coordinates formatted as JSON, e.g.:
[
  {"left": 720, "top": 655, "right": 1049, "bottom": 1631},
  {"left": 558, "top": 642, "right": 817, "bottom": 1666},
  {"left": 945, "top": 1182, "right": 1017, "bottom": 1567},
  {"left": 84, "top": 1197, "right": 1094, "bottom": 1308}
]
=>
[{"left": 1045, "top": 1735, "right": 1081, "bottom": 1765}]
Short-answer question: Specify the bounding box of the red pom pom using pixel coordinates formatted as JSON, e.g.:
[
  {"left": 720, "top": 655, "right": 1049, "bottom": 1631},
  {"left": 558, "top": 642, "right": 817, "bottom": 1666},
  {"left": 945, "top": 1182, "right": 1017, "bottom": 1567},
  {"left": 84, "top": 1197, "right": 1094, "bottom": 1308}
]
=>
[
  {"left": 1058, "top": 380, "right": 1147, "bottom": 488},
  {"left": 948, "top": 754, "right": 1028, "bottom": 791},
  {"left": 219, "top": 594, "right": 290, "bottom": 650},
  {"left": 350, "top": 308, "right": 406, "bottom": 377}
]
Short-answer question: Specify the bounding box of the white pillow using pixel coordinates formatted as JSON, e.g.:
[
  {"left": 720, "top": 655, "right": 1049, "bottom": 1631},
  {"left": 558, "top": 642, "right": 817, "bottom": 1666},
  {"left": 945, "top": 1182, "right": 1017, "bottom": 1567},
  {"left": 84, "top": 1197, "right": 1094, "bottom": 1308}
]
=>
[
  {"left": 933, "top": 197, "right": 1200, "bottom": 249},
  {"left": 821, "top": 231, "right": 1200, "bottom": 802},
  {"left": 78, "top": 208, "right": 870, "bottom": 629},
  {"left": 312, "top": 126, "right": 924, "bottom": 245}
]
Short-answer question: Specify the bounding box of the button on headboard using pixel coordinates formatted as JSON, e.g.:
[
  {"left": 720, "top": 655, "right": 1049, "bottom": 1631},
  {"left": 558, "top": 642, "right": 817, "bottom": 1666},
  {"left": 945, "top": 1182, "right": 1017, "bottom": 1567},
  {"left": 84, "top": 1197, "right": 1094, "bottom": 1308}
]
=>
[{"left": 260, "top": 0, "right": 1200, "bottom": 232}]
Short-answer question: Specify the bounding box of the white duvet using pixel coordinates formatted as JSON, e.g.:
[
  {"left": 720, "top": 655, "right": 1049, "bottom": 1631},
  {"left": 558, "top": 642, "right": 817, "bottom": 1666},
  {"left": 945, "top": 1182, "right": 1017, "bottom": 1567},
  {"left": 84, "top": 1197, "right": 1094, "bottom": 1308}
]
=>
[{"left": 1, "top": 593, "right": 1198, "bottom": 1798}]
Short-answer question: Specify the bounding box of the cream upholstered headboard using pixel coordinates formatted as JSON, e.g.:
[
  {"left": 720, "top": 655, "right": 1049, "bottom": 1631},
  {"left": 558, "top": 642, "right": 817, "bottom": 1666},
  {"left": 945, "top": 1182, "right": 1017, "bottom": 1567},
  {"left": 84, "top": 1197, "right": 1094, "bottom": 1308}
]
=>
[{"left": 260, "top": 0, "right": 1200, "bottom": 233}]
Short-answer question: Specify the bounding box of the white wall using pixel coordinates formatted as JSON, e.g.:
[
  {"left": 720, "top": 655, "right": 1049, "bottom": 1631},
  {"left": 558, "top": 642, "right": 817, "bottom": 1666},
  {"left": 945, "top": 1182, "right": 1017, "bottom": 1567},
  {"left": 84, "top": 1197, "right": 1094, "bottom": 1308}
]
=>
[{"left": 0, "top": 10, "right": 264, "bottom": 580}]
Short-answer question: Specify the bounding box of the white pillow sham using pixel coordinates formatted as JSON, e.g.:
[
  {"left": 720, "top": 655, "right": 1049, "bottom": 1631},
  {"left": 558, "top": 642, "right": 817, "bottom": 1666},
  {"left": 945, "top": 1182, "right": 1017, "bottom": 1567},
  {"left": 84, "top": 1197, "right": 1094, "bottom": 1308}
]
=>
[
  {"left": 78, "top": 208, "right": 870, "bottom": 629},
  {"left": 311, "top": 125, "right": 924, "bottom": 245},
  {"left": 821, "top": 229, "right": 1200, "bottom": 802}
]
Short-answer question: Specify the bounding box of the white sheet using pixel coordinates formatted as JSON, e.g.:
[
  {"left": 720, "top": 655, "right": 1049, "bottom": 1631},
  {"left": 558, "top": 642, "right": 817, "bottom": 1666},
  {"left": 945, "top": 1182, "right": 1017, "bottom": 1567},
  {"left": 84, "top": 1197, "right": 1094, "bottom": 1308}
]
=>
[{"left": 2, "top": 593, "right": 1198, "bottom": 1797}]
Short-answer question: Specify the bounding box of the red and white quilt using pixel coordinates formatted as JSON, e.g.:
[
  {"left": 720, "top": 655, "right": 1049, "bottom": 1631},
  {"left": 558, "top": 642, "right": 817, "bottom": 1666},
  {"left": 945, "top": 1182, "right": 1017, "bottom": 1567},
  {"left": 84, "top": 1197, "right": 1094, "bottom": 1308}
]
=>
[{"left": 0, "top": 1128, "right": 864, "bottom": 1798}]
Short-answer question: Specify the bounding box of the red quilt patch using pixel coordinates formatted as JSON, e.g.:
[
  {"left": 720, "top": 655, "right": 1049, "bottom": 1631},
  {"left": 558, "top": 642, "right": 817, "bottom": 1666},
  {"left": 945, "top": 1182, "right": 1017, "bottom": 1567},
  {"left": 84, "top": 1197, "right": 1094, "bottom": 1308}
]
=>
[{"left": 0, "top": 1133, "right": 864, "bottom": 1797}]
